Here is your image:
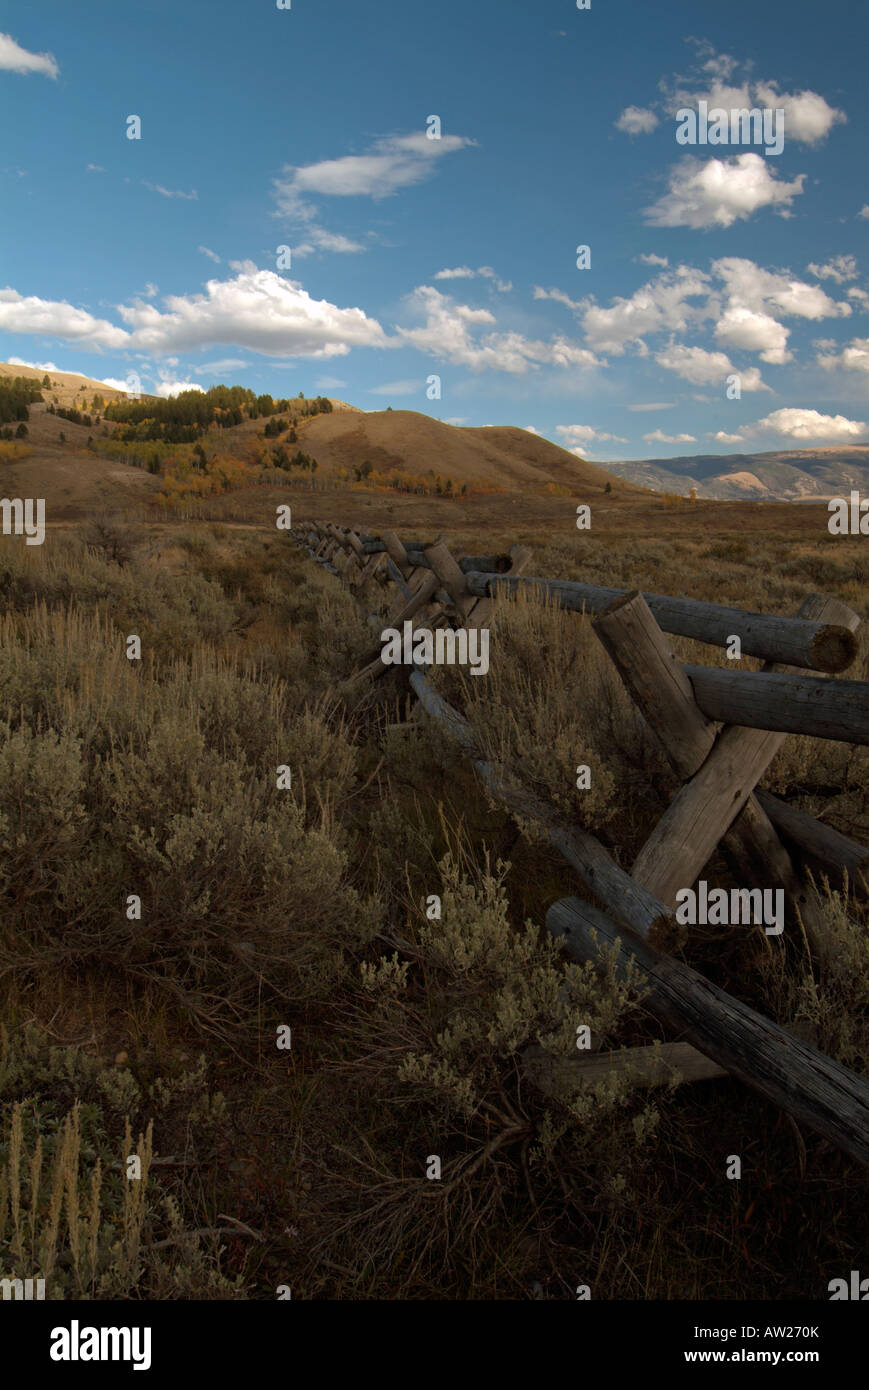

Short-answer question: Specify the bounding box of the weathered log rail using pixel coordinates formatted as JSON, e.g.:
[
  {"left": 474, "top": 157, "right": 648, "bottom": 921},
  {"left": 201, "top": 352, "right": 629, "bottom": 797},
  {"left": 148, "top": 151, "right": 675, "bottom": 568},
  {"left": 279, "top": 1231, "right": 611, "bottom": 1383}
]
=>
[{"left": 291, "top": 519, "right": 869, "bottom": 1167}]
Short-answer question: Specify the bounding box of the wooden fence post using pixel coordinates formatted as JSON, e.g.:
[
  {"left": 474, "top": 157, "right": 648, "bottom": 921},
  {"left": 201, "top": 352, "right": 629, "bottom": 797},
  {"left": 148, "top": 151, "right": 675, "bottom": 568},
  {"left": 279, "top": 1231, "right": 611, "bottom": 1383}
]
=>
[{"left": 547, "top": 894, "right": 869, "bottom": 1167}]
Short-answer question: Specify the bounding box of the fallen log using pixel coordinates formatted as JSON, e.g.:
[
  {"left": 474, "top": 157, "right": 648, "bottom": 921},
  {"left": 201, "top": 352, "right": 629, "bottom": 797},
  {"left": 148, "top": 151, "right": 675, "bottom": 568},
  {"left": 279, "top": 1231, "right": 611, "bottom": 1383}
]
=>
[
  {"left": 754, "top": 789, "right": 869, "bottom": 891},
  {"left": 546, "top": 895, "right": 869, "bottom": 1167},
  {"left": 408, "top": 669, "right": 685, "bottom": 951}
]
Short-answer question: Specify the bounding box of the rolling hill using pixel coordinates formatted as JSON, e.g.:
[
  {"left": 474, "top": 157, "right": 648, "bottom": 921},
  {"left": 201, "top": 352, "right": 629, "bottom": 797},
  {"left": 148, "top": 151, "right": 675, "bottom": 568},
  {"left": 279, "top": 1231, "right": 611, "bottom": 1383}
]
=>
[
  {"left": 0, "top": 363, "right": 639, "bottom": 512},
  {"left": 297, "top": 409, "right": 638, "bottom": 493},
  {"left": 0, "top": 361, "right": 138, "bottom": 410}
]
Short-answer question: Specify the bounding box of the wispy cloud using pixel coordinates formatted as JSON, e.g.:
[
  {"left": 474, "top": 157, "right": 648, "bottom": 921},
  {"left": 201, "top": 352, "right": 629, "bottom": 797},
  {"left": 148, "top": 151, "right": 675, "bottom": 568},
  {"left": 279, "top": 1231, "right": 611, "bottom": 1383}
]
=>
[
  {"left": 369, "top": 379, "right": 420, "bottom": 395},
  {"left": 0, "top": 32, "right": 58, "bottom": 78},
  {"left": 273, "top": 130, "right": 474, "bottom": 255},
  {"left": 143, "top": 181, "right": 198, "bottom": 201},
  {"left": 434, "top": 265, "right": 512, "bottom": 292}
]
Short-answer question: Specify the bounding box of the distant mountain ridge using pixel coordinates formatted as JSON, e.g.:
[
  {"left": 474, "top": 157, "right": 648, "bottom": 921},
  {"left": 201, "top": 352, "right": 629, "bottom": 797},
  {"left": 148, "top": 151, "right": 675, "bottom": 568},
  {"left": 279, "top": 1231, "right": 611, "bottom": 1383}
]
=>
[{"left": 606, "top": 446, "right": 869, "bottom": 501}]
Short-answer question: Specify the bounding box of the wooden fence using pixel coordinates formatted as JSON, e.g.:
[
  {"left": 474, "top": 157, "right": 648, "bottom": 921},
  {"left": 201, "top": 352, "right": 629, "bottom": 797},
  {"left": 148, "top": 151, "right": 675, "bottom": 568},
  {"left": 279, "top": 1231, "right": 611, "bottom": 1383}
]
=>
[{"left": 292, "top": 519, "right": 869, "bottom": 1167}]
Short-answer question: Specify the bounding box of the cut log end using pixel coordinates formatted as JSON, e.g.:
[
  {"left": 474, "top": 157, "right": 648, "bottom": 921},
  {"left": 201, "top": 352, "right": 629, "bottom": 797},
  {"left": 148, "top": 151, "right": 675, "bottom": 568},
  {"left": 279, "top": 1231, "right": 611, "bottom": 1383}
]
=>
[{"left": 810, "top": 625, "right": 859, "bottom": 674}]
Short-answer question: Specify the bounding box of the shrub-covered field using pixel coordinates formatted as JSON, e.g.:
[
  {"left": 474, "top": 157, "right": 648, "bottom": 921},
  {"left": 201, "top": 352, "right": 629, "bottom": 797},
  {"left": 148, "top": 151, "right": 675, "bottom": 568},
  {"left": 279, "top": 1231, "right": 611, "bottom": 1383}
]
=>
[{"left": 0, "top": 514, "right": 867, "bottom": 1299}]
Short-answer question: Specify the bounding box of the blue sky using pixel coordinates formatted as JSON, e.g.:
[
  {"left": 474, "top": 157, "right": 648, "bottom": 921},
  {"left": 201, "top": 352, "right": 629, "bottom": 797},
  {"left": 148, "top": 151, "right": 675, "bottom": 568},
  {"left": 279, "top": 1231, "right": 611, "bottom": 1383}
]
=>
[{"left": 0, "top": 0, "right": 867, "bottom": 461}]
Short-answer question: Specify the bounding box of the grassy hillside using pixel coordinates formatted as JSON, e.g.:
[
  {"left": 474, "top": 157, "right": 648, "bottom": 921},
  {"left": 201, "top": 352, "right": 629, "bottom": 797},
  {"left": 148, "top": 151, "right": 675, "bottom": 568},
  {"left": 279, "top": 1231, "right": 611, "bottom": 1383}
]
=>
[
  {"left": 0, "top": 361, "right": 138, "bottom": 410},
  {"left": 298, "top": 408, "right": 640, "bottom": 493}
]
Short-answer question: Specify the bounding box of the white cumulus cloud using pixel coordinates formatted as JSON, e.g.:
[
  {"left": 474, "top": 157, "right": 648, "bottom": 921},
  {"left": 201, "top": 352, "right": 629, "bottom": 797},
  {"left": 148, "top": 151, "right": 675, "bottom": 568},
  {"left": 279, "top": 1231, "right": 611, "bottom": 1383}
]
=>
[
  {"left": 0, "top": 288, "right": 129, "bottom": 348},
  {"left": 754, "top": 82, "right": 846, "bottom": 145},
  {"left": 645, "top": 154, "right": 805, "bottom": 229},
  {"left": 655, "top": 343, "right": 769, "bottom": 390},
  {"left": 751, "top": 408, "right": 867, "bottom": 441},
  {"left": 714, "top": 305, "right": 791, "bottom": 364},
  {"left": 118, "top": 267, "right": 391, "bottom": 358}
]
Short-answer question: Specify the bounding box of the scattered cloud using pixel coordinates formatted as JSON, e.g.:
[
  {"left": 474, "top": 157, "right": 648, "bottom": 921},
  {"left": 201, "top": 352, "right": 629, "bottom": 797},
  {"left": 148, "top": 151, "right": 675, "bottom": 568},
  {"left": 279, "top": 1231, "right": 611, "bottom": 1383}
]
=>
[
  {"left": 710, "top": 430, "right": 745, "bottom": 444},
  {"left": 85, "top": 164, "right": 106, "bottom": 174},
  {"left": 556, "top": 424, "right": 628, "bottom": 446},
  {"left": 643, "top": 429, "right": 697, "bottom": 444},
  {"left": 533, "top": 285, "right": 584, "bottom": 311},
  {"left": 637, "top": 253, "right": 669, "bottom": 268},
  {"left": 817, "top": 338, "right": 869, "bottom": 374},
  {"left": 713, "top": 256, "right": 851, "bottom": 320},
  {"left": 396, "top": 284, "right": 598, "bottom": 374},
  {"left": 434, "top": 265, "right": 512, "bottom": 292},
  {"left": 0, "top": 32, "right": 58, "bottom": 78},
  {"left": 626, "top": 402, "right": 676, "bottom": 412},
  {"left": 577, "top": 267, "right": 711, "bottom": 355},
  {"left": 807, "top": 254, "right": 858, "bottom": 284},
  {"left": 290, "top": 229, "right": 366, "bottom": 256},
  {"left": 644, "top": 154, "right": 805, "bottom": 230},
  {"left": 659, "top": 49, "right": 846, "bottom": 147},
  {"left": 615, "top": 106, "right": 659, "bottom": 135},
  {"left": 198, "top": 246, "right": 222, "bottom": 264}
]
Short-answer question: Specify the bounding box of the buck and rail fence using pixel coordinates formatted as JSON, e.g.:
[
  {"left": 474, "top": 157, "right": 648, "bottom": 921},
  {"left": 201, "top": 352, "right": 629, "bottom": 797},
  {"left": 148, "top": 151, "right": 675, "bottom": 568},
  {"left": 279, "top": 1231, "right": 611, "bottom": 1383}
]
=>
[{"left": 291, "top": 519, "right": 869, "bottom": 1167}]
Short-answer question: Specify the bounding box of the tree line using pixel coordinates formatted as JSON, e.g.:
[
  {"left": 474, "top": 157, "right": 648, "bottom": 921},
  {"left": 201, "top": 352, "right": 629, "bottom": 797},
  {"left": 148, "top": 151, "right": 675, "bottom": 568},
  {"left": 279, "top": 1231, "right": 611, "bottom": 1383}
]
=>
[
  {"left": 103, "top": 386, "right": 333, "bottom": 444},
  {"left": 0, "top": 376, "right": 43, "bottom": 425}
]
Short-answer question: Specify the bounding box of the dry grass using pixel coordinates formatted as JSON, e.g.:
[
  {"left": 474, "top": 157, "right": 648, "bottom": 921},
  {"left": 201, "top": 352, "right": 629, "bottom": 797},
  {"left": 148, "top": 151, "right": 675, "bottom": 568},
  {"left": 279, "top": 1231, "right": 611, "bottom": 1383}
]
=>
[{"left": 0, "top": 506, "right": 867, "bottom": 1301}]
